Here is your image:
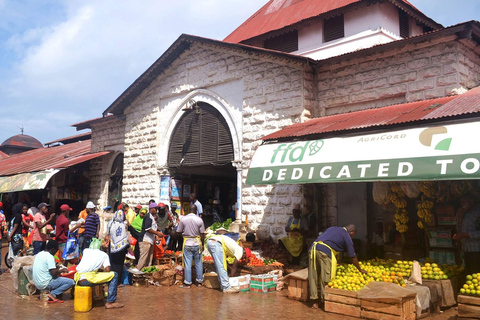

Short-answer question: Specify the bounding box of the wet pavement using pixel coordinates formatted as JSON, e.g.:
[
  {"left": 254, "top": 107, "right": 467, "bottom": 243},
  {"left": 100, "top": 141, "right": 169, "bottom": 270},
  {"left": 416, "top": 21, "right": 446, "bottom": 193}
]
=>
[{"left": 0, "top": 241, "right": 458, "bottom": 320}]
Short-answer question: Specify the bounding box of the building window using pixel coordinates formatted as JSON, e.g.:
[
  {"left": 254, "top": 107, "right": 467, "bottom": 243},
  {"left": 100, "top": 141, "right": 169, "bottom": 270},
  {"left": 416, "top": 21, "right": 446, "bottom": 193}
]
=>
[
  {"left": 264, "top": 30, "right": 298, "bottom": 53},
  {"left": 324, "top": 14, "right": 344, "bottom": 43},
  {"left": 399, "top": 10, "right": 409, "bottom": 38}
]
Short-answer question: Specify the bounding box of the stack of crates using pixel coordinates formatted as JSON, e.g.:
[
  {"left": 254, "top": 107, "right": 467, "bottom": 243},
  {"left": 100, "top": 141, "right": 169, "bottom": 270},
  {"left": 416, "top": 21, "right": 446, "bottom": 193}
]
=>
[{"left": 250, "top": 274, "right": 276, "bottom": 293}]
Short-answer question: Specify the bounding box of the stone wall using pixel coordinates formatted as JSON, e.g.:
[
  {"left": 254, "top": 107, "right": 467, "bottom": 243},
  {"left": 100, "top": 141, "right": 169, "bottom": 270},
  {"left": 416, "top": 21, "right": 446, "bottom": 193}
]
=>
[
  {"left": 316, "top": 39, "right": 480, "bottom": 116},
  {"left": 88, "top": 116, "right": 126, "bottom": 208},
  {"left": 117, "top": 42, "right": 314, "bottom": 240}
]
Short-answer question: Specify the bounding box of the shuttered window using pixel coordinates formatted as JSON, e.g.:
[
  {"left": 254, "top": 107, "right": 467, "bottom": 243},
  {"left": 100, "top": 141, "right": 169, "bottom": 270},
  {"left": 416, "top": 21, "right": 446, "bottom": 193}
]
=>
[
  {"left": 168, "top": 103, "right": 234, "bottom": 167},
  {"left": 264, "top": 30, "right": 298, "bottom": 53},
  {"left": 399, "top": 10, "right": 410, "bottom": 38},
  {"left": 324, "top": 14, "right": 344, "bottom": 43}
]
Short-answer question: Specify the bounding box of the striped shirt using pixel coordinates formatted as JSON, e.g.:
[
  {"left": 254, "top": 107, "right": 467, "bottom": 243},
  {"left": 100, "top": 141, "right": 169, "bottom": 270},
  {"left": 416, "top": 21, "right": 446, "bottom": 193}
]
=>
[{"left": 83, "top": 212, "right": 99, "bottom": 238}]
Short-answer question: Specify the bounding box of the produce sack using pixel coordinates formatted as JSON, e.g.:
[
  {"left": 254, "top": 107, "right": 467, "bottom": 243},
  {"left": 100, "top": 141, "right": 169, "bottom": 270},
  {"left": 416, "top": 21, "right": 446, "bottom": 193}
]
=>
[
  {"left": 62, "top": 231, "right": 79, "bottom": 260},
  {"left": 373, "top": 182, "right": 391, "bottom": 207},
  {"left": 401, "top": 182, "right": 420, "bottom": 198},
  {"left": 89, "top": 238, "right": 102, "bottom": 250}
]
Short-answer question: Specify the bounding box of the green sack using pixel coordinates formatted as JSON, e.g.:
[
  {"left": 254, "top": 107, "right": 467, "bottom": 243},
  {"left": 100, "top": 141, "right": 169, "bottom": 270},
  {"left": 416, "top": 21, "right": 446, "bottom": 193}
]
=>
[{"left": 89, "top": 238, "right": 102, "bottom": 250}]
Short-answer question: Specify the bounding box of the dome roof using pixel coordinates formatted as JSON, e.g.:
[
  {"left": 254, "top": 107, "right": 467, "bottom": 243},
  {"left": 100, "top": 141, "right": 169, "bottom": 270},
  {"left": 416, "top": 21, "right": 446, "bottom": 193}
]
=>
[{"left": 1, "top": 134, "right": 43, "bottom": 149}]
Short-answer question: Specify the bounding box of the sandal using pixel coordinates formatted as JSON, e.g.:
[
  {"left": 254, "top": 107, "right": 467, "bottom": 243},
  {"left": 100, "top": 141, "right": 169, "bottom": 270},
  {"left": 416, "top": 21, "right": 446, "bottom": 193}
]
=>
[
  {"left": 180, "top": 284, "right": 191, "bottom": 289},
  {"left": 48, "top": 298, "right": 64, "bottom": 303}
]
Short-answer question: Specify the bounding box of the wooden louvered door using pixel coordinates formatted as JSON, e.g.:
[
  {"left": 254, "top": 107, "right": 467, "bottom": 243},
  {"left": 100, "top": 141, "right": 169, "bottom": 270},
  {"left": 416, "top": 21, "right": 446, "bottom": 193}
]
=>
[{"left": 168, "top": 102, "right": 234, "bottom": 168}]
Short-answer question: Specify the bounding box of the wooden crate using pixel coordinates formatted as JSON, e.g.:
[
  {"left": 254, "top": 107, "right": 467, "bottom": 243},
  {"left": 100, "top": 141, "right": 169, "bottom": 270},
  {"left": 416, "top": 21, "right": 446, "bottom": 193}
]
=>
[
  {"left": 458, "top": 295, "right": 480, "bottom": 319},
  {"left": 287, "top": 278, "right": 308, "bottom": 302},
  {"left": 324, "top": 287, "right": 417, "bottom": 320},
  {"left": 324, "top": 287, "right": 361, "bottom": 318},
  {"left": 361, "top": 296, "right": 416, "bottom": 320}
]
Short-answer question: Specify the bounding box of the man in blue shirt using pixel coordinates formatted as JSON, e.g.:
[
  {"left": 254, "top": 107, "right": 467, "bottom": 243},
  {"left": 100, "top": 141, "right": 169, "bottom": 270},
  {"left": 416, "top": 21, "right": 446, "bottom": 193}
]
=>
[
  {"left": 453, "top": 193, "right": 480, "bottom": 274},
  {"left": 308, "top": 224, "right": 366, "bottom": 309}
]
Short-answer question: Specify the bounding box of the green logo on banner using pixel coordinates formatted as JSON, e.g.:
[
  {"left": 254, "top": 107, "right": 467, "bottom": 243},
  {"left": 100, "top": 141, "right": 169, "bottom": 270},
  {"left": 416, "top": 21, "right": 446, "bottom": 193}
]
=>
[{"left": 270, "top": 140, "right": 324, "bottom": 164}]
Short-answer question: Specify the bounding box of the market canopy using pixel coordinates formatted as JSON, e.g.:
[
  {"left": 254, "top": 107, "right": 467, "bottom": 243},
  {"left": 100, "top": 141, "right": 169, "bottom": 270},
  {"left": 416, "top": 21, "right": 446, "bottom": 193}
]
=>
[
  {"left": 246, "top": 121, "right": 480, "bottom": 185},
  {"left": 0, "top": 170, "right": 60, "bottom": 193}
]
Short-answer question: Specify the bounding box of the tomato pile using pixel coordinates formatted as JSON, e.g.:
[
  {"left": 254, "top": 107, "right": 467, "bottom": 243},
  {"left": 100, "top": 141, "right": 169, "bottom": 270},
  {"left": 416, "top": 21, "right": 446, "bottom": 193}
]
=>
[{"left": 247, "top": 255, "right": 265, "bottom": 267}]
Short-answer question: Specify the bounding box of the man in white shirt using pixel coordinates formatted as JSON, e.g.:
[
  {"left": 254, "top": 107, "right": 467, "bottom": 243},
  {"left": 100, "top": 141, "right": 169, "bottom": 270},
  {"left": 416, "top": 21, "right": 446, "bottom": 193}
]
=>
[
  {"left": 32, "top": 240, "right": 74, "bottom": 303},
  {"left": 189, "top": 193, "right": 203, "bottom": 218},
  {"left": 207, "top": 233, "right": 252, "bottom": 293},
  {"left": 75, "top": 244, "right": 124, "bottom": 309}
]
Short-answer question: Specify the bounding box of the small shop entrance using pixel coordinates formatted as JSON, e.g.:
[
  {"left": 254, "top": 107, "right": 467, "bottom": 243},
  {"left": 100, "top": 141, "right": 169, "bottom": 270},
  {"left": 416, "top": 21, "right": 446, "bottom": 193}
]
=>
[{"left": 167, "top": 102, "right": 236, "bottom": 227}]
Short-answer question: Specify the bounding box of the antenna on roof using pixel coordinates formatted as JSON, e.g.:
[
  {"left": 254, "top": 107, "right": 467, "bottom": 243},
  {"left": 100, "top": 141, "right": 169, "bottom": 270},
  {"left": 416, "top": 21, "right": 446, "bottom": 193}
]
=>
[{"left": 18, "top": 126, "right": 24, "bottom": 135}]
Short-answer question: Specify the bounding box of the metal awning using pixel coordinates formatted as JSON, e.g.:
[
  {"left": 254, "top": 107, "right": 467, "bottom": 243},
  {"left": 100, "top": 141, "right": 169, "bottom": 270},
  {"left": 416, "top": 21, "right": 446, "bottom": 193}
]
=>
[
  {"left": 0, "top": 170, "right": 60, "bottom": 193},
  {"left": 0, "top": 139, "right": 110, "bottom": 193},
  {"left": 246, "top": 121, "right": 480, "bottom": 185}
]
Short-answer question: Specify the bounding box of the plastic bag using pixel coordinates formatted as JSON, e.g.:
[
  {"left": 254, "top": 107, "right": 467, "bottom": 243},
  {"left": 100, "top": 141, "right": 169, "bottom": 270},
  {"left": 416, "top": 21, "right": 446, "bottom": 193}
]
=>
[
  {"left": 401, "top": 182, "right": 420, "bottom": 199},
  {"left": 408, "top": 260, "right": 422, "bottom": 284},
  {"left": 62, "top": 232, "right": 79, "bottom": 260},
  {"left": 373, "top": 182, "right": 391, "bottom": 207},
  {"left": 89, "top": 238, "right": 102, "bottom": 250}
]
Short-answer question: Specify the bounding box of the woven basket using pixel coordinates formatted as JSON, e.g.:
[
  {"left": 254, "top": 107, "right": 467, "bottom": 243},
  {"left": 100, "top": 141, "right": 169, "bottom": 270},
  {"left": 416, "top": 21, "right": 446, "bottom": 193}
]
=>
[{"left": 157, "top": 275, "right": 175, "bottom": 286}]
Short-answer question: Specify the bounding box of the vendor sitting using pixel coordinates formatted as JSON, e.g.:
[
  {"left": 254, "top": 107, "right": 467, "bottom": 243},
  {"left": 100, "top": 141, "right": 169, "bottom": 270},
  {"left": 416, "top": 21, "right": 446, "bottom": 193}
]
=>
[
  {"left": 74, "top": 241, "right": 124, "bottom": 309},
  {"left": 32, "top": 240, "right": 75, "bottom": 303},
  {"left": 280, "top": 204, "right": 309, "bottom": 265}
]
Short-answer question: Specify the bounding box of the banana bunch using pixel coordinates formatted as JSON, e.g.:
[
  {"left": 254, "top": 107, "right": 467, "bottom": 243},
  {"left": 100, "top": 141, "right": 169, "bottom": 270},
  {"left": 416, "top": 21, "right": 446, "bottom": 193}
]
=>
[
  {"left": 418, "top": 181, "right": 436, "bottom": 198},
  {"left": 390, "top": 182, "right": 409, "bottom": 234},
  {"left": 417, "top": 220, "right": 424, "bottom": 229},
  {"left": 389, "top": 193, "right": 407, "bottom": 208}
]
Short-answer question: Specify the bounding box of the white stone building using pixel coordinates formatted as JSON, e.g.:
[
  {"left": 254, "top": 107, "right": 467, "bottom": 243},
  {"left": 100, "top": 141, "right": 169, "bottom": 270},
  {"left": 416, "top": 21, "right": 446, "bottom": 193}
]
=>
[{"left": 73, "top": 0, "right": 480, "bottom": 249}]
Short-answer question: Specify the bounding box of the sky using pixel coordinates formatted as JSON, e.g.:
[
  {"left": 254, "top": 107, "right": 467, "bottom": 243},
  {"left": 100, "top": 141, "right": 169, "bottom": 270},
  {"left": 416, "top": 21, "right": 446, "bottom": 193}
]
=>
[{"left": 0, "top": 0, "right": 479, "bottom": 145}]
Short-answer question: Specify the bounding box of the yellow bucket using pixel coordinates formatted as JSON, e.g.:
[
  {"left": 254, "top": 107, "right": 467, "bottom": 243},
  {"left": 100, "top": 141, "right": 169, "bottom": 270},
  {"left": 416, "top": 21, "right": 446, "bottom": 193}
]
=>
[{"left": 74, "top": 286, "right": 92, "bottom": 312}]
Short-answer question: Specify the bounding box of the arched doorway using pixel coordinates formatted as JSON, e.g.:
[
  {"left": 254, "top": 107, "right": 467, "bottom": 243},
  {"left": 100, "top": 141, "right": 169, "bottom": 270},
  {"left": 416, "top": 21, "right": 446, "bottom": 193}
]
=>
[
  {"left": 108, "top": 153, "right": 124, "bottom": 210},
  {"left": 168, "top": 102, "right": 236, "bottom": 226}
]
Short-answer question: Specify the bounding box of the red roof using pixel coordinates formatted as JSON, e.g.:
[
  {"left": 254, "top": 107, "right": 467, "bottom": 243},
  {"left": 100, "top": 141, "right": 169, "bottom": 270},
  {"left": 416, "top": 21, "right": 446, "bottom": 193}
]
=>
[
  {"left": 260, "top": 92, "right": 478, "bottom": 140},
  {"left": 0, "top": 140, "right": 109, "bottom": 176},
  {"left": 45, "top": 132, "right": 92, "bottom": 146},
  {"left": 0, "top": 150, "right": 8, "bottom": 159},
  {"left": 224, "top": 0, "right": 439, "bottom": 43}
]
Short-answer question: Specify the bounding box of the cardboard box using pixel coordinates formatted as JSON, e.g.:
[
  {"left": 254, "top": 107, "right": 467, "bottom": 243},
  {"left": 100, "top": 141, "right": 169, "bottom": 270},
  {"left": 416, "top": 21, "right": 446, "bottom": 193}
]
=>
[{"left": 250, "top": 274, "right": 276, "bottom": 293}]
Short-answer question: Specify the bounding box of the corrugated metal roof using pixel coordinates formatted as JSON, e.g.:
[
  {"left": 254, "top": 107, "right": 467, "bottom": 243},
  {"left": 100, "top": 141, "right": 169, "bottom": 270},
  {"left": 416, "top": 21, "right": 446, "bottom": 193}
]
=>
[
  {"left": 45, "top": 132, "right": 91, "bottom": 146},
  {"left": 423, "top": 86, "right": 480, "bottom": 120},
  {"left": 224, "top": 0, "right": 441, "bottom": 43},
  {"left": 261, "top": 95, "right": 466, "bottom": 141},
  {"left": 0, "top": 140, "right": 109, "bottom": 176}
]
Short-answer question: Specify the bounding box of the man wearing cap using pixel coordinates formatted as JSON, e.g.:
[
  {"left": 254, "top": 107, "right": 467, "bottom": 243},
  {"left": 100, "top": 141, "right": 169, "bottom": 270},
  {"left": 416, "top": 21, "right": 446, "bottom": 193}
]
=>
[
  {"left": 32, "top": 203, "right": 56, "bottom": 255},
  {"left": 56, "top": 204, "right": 72, "bottom": 264},
  {"left": 136, "top": 203, "right": 164, "bottom": 270},
  {"left": 176, "top": 204, "right": 205, "bottom": 288},
  {"left": 134, "top": 204, "right": 142, "bottom": 216},
  {"left": 206, "top": 230, "right": 252, "bottom": 293},
  {"left": 82, "top": 201, "right": 100, "bottom": 251}
]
